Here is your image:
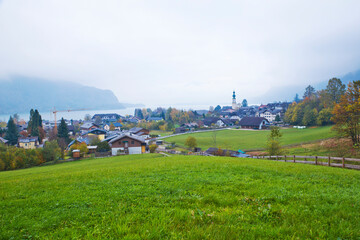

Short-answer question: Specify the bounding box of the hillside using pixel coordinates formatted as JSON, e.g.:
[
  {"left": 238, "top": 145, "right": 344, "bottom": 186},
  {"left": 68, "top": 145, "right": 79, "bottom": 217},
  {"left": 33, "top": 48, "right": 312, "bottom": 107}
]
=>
[
  {"left": 0, "top": 76, "right": 126, "bottom": 114},
  {"left": 164, "top": 126, "right": 335, "bottom": 151},
  {"left": 0, "top": 154, "right": 359, "bottom": 239}
]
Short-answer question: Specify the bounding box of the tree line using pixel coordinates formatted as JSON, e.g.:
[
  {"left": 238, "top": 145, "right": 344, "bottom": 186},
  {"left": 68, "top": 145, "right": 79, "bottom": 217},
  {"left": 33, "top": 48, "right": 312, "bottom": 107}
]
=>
[{"left": 284, "top": 78, "right": 345, "bottom": 126}]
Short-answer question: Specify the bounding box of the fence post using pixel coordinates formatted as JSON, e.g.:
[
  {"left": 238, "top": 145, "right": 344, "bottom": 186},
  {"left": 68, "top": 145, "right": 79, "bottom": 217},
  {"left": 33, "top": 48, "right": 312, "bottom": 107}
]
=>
[
  {"left": 342, "top": 157, "right": 345, "bottom": 168},
  {"left": 328, "top": 156, "right": 331, "bottom": 166},
  {"left": 293, "top": 155, "right": 296, "bottom": 163},
  {"left": 276, "top": 155, "right": 278, "bottom": 161},
  {"left": 284, "top": 155, "right": 287, "bottom": 162},
  {"left": 315, "top": 156, "right": 318, "bottom": 165}
]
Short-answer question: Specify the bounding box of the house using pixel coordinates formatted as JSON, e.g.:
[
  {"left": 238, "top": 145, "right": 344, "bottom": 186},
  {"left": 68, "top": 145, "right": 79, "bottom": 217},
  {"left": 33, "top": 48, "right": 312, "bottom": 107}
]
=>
[
  {"left": 129, "top": 127, "right": 150, "bottom": 138},
  {"left": 82, "top": 129, "right": 107, "bottom": 141},
  {"left": 146, "top": 116, "right": 164, "bottom": 122},
  {"left": 175, "top": 127, "right": 187, "bottom": 134},
  {"left": 67, "top": 125, "right": 75, "bottom": 135},
  {"left": 0, "top": 137, "right": 8, "bottom": 145},
  {"left": 92, "top": 113, "right": 122, "bottom": 121},
  {"left": 104, "top": 122, "right": 122, "bottom": 131},
  {"left": 203, "top": 117, "right": 221, "bottom": 127},
  {"left": 80, "top": 122, "right": 100, "bottom": 131},
  {"left": 107, "top": 133, "right": 146, "bottom": 155},
  {"left": 257, "top": 109, "right": 282, "bottom": 122},
  {"left": 67, "top": 136, "right": 91, "bottom": 150},
  {"left": 18, "top": 137, "right": 39, "bottom": 149},
  {"left": 238, "top": 117, "right": 269, "bottom": 130}
]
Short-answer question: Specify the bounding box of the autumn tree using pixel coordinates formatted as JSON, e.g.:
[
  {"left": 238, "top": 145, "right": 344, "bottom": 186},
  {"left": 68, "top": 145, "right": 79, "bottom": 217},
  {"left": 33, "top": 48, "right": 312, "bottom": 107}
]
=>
[
  {"left": 332, "top": 80, "right": 360, "bottom": 145},
  {"left": 266, "top": 126, "right": 282, "bottom": 156},
  {"left": 326, "top": 78, "right": 346, "bottom": 104},
  {"left": 303, "top": 85, "right": 316, "bottom": 99},
  {"left": 43, "top": 140, "right": 61, "bottom": 162},
  {"left": 185, "top": 136, "right": 197, "bottom": 150}
]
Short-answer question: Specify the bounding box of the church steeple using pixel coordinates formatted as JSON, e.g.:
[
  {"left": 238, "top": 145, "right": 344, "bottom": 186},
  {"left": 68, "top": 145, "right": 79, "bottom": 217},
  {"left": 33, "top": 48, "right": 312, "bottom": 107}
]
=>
[{"left": 232, "top": 90, "right": 238, "bottom": 110}]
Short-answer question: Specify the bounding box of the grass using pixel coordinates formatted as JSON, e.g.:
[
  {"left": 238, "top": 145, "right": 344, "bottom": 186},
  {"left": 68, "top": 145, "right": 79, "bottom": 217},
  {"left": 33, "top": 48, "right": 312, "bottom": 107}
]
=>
[
  {"left": 1, "top": 154, "right": 360, "bottom": 239},
  {"left": 164, "top": 126, "right": 335, "bottom": 151},
  {"left": 150, "top": 130, "right": 173, "bottom": 137}
]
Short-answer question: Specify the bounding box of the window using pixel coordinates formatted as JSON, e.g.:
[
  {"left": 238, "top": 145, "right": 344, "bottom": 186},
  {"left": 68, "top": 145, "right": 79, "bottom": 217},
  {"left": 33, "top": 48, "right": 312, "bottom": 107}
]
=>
[{"left": 131, "top": 141, "right": 134, "bottom": 145}]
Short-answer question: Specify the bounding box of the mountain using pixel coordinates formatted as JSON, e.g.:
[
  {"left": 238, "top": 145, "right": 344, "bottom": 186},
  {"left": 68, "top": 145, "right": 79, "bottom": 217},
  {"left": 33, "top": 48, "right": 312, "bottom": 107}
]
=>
[
  {"left": 250, "top": 69, "right": 360, "bottom": 104},
  {"left": 0, "top": 76, "right": 127, "bottom": 114}
]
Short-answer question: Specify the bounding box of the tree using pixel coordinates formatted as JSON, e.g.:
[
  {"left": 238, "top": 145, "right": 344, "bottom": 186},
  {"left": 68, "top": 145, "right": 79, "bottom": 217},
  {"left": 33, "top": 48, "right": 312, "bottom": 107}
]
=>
[
  {"left": 294, "top": 93, "right": 300, "bottom": 103},
  {"left": 5, "top": 117, "right": 19, "bottom": 145},
  {"left": 275, "top": 114, "right": 281, "bottom": 122},
  {"left": 94, "top": 116, "right": 102, "bottom": 125},
  {"left": 57, "top": 118, "right": 70, "bottom": 143},
  {"left": 69, "top": 142, "right": 88, "bottom": 157},
  {"left": 302, "top": 107, "right": 318, "bottom": 126},
  {"left": 185, "top": 136, "right": 197, "bottom": 150},
  {"left": 212, "top": 130, "right": 217, "bottom": 147},
  {"left": 332, "top": 80, "right": 360, "bottom": 145},
  {"left": 84, "top": 114, "right": 91, "bottom": 121},
  {"left": 242, "top": 99, "right": 248, "bottom": 107},
  {"left": 109, "top": 123, "right": 115, "bottom": 131},
  {"left": 28, "top": 109, "right": 42, "bottom": 137},
  {"left": 149, "top": 144, "right": 158, "bottom": 153},
  {"left": 317, "top": 108, "right": 332, "bottom": 126},
  {"left": 214, "top": 105, "right": 222, "bottom": 112},
  {"left": 303, "top": 85, "right": 316, "bottom": 99},
  {"left": 96, "top": 141, "right": 111, "bottom": 152},
  {"left": 43, "top": 140, "right": 61, "bottom": 162},
  {"left": 326, "top": 78, "right": 346, "bottom": 104},
  {"left": 266, "top": 126, "right": 282, "bottom": 156}
]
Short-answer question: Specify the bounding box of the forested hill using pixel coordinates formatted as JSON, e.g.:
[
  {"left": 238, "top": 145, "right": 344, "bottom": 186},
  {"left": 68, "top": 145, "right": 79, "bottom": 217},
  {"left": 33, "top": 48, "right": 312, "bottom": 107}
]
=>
[{"left": 0, "top": 76, "right": 125, "bottom": 114}]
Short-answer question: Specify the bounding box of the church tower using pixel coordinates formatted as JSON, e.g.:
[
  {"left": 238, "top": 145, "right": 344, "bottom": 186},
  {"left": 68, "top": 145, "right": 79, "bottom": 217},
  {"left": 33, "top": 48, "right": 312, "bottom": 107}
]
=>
[{"left": 232, "top": 91, "right": 237, "bottom": 110}]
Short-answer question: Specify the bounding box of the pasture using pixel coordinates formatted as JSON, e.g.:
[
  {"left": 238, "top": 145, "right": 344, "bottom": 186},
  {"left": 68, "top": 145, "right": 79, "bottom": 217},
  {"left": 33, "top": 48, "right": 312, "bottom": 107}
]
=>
[
  {"left": 164, "top": 126, "right": 335, "bottom": 151},
  {"left": 1, "top": 153, "right": 359, "bottom": 239}
]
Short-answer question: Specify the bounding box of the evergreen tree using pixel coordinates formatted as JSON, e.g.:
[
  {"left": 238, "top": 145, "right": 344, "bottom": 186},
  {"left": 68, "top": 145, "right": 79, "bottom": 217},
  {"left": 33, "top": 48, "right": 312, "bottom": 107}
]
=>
[
  {"left": 294, "top": 93, "right": 300, "bottom": 103},
  {"left": 5, "top": 116, "right": 19, "bottom": 145},
  {"left": 28, "top": 109, "right": 42, "bottom": 137},
  {"left": 57, "top": 118, "right": 70, "bottom": 143},
  {"left": 303, "top": 85, "right": 316, "bottom": 99},
  {"left": 214, "top": 105, "right": 221, "bottom": 112},
  {"left": 242, "top": 99, "right": 248, "bottom": 107}
]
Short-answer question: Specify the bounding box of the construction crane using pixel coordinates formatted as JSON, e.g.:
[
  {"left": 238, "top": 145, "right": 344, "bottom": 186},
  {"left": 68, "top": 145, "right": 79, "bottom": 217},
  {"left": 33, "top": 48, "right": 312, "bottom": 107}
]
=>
[{"left": 52, "top": 107, "right": 89, "bottom": 131}]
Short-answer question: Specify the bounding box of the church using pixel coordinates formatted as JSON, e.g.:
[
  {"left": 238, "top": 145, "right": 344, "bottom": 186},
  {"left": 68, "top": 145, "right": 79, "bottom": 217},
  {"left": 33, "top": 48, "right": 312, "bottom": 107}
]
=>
[{"left": 232, "top": 91, "right": 242, "bottom": 110}]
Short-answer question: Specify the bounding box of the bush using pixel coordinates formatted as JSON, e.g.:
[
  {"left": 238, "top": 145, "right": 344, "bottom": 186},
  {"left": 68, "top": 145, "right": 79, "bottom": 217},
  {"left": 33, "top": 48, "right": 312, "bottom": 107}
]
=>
[
  {"left": 43, "top": 140, "right": 61, "bottom": 162},
  {"left": 96, "top": 141, "right": 111, "bottom": 152},
  {"left": 149, "top": 144, "right": 158, "bottom": 153}
]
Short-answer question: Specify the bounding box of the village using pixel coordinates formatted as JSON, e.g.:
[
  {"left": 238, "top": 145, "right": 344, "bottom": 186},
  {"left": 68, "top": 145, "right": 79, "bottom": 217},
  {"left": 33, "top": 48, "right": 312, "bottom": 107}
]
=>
[{"left": 0, "top": 91, "right": 292, "bottom": 158}]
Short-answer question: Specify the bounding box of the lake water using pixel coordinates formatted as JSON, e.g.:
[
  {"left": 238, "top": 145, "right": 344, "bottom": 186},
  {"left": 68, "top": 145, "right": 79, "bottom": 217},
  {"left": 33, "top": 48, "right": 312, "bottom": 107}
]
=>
[{"left": 0, "top": 103, "right": 227, "bottom": 122}]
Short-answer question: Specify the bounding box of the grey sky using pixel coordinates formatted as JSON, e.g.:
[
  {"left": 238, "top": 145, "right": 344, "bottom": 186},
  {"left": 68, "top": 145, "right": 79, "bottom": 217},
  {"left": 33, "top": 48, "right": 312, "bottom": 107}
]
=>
[{"left": 0, "top": 0, "right": 360, "bottom": 105}]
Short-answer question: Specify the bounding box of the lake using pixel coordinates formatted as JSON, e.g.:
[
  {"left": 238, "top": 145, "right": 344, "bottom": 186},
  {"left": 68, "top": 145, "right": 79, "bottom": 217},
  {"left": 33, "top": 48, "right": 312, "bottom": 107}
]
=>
[{"left": 0, "top": 103, "right": 225, "bottom": 122}]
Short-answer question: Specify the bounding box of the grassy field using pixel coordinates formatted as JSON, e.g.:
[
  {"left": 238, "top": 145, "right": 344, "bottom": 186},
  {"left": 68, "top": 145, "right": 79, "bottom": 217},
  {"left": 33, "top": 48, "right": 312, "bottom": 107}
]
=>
[
  {"left": 1, "top": 154, "right": 359, "bottom": 239},
  {"left": 164, "top": 126, "right": 335, "bottom": 151},
  {"left": 150, "top": 130, "right": 173, "bottom": 137}
]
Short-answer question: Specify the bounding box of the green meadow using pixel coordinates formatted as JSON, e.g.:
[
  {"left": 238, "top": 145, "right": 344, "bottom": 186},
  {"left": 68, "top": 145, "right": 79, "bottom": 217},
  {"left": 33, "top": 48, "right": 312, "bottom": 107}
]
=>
[
  {"left": 164, "top": 126, "right": 335, "bottom": 151},
  {"left": 1, "top": 154, "right": 359, "bottom": 239}
]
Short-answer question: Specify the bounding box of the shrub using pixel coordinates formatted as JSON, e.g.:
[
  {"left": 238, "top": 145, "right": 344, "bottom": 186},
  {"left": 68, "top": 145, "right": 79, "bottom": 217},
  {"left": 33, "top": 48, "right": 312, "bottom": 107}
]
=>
[
  {"left": 43, "top": 140, "right": 61, "bottom": 162},
  {"left": 149, "top": 144, "right": 158, "bottom": 153},
  {"left": 96, "top": 141, "right": 111, "bottom": 152}
]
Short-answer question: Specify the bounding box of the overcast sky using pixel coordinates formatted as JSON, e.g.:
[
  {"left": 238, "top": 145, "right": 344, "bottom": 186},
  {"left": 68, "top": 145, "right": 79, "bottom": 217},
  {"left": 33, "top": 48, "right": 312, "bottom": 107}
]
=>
[{"left": 0, "top": 0, "right": 360, "bottom": 106}]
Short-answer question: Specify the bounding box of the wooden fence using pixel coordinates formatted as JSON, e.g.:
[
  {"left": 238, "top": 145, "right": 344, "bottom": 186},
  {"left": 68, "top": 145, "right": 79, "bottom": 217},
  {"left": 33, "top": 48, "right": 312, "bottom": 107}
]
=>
[{"left": 253, "top": 155, "right": 360, "bottom": 170}]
